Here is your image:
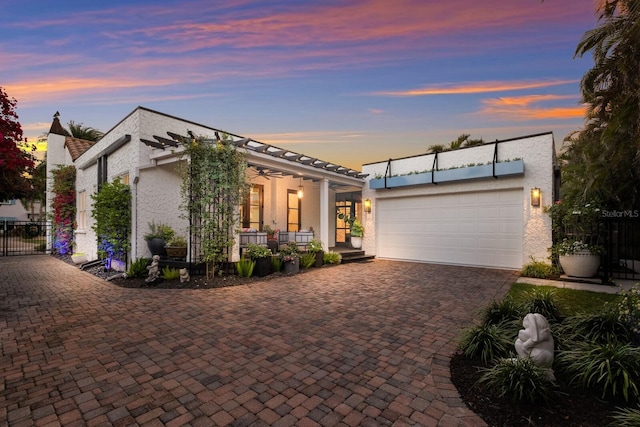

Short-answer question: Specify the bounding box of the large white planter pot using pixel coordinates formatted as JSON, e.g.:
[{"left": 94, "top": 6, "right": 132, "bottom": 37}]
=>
[
  {"left": 351, "top": 236, "right": 362, "bottom": 249},
  {"left": 559, "top": 251, "right": 600, "bottom": 278}
]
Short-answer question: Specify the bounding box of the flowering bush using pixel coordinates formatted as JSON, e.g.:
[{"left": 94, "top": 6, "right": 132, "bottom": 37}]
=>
[
  {"left": 279, "top": 242, "right": 299, "bottom": 263},
  {"left": 553, "top": 238, "right": 604, "bottom": 256},
  {"left": 546, "top": 200, "right": 604, "bottom": 258},
  {"left": 617, "top": 284, "right": 640, "bottom": 344},
  {"left": 51, "top": 165, "right": 76, "bottom": 255}
]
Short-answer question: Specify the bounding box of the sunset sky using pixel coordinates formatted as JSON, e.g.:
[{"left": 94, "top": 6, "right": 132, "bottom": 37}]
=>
[{"left": 3, "top": 0, "right": 599, "bottom": 170}]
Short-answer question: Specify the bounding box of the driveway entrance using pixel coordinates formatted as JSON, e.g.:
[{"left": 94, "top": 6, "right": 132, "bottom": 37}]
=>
[{"left": 0, "top": 256, "right": 516, "bottom": 426}]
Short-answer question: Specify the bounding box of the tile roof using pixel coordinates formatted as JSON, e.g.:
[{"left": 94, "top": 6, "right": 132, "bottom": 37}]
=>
[{"left": 64, "top": 137, "right": 95, "bottom": 161}]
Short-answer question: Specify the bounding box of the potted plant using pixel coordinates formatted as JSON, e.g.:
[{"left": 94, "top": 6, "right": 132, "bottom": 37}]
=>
[
  {"left": 280, "top": 242, "right": 300, "bottom": 274},
  {"left": 264, "top": 225, "right": 280, "bottom": 253},
  {"left": 350, "top": 219, "right": 364, "bottom": 249},
  {"left": 307, "top": 238, "right": 324, "bottom": 267},
  {"left": 246, "top": 243, "right": 272, "bottom": 277},
  {"left": 337, "top": 211, "right": 364, "bottom": 249},
  {"left": 165, "top": 235, "right": 187, "bottom": 259},
  {"left": 552, "top": 239, "right": 603, "bottom": 278},
  {"left": 144, "top": 221, "right": 175, "bottom": 257},
  {"left": 546, "top": 200, "right": 604, "bottom": 278}
]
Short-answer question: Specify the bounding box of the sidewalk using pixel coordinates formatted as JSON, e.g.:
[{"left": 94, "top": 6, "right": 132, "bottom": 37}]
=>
[{"left": 516, "top": 276, "right": 637, "bottom": 294}]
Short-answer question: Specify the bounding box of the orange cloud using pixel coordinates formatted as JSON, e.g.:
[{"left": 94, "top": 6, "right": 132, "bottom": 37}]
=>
[
  {"left": 478, "top": 95, "right": 586, "bottom": 120},
  {"left": 373, "top": 80, "right": 579, "bottom": 97}
]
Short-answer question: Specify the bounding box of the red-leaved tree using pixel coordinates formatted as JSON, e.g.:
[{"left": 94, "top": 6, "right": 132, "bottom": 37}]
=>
[{"left": 0, "top": 86, "right": 35, "bottom": 201}]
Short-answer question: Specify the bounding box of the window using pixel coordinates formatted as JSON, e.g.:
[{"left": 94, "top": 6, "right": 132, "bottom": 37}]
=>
[
  {"left": 77, "top": 190, "right": 87, "bottom": 230},
  {"left": 119, "top": 173, "right": 129, "bottom": 185},
  {"left": 97, "top": 155, "right": 108, "bottom": 189},
  {"left": 241, "top": 185, "right": 263, "bottom": 229},
  {"left": 287, "top": 190, "right": 300, "bottom": 232}
]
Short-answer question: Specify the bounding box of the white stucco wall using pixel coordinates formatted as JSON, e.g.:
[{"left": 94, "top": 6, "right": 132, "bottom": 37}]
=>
[{"left": 361, "top": 133, "right": 555, "bottom": 269}]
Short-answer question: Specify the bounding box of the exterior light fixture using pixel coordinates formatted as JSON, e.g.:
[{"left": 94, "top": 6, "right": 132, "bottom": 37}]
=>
[
  {"left": 530, "top": 187, "right": 541, "bottom": 207},
  {"left": 297, "top": 178, "right": 304, "bottom": 199},
  {"left": 364, "top": 198, "right": 372, "bottom": 213}
]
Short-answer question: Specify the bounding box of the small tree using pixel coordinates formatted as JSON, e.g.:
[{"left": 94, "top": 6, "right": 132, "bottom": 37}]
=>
[
  {"left": 91, "top": 179, "right": 131, "bottom": 263},
  {"left": 179, "top": 134, "right": 250, "bottom": 277},
  {"left": 0, "top": 86, "right": 35, "bottom": 201}
]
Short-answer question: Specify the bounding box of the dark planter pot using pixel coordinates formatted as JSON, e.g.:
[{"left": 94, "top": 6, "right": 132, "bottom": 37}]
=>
[
  {"left": 314, "top": 251, "right": 324, "bottom": 268},
  {"left": 267, "top": 239, "right": 278, "bottom": 253},
  {"left": 284, "top": 258, "right": 299, "bottom": 274},
  {"left": 165, "top": 246, "right": 187, "bottom": 259},
  {"left": 253, "top": 257, "right": 271, "bottom": 277},
  {"left": 147, "top": 238, "right": 167, "bottom": 256}
]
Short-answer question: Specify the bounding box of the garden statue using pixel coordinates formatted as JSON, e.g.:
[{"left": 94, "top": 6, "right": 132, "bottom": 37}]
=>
[
  {"left": 179, "top": 268, "right": 190, "bottom": 283},
  {"left": 515, "top": 313, "right": 555, "bottom": 378},
  {"left": 145, "top": 255, "right": 160, "bottom": 283}
]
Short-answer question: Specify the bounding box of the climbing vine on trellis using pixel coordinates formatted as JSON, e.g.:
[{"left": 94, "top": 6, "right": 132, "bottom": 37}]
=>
[
  {"left": 51, "top": 165, "right": 76, "bottom": 255},
  {"left": 179, "top": 134, "right": 250, "bottom": 277},
  {"left": 90, "top": 178, "right": 131, "bottom": 265}
]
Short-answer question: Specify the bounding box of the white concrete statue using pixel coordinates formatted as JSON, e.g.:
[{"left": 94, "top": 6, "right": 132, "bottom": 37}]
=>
[
  {"left": 145, "top": 255, "right": 161, "bottom": 283},
  {"left": 179, "top": 268, "right": 190, "bottom": 283},
  {"left": 515, "top": 313, "right": 555, "bottom": 370}
]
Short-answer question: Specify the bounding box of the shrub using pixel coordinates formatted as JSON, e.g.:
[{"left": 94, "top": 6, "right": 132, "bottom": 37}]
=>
[
  {"left": 246, "top": 243, "right": 271, "bottom": 260},
  {"left": 127, "top": 257, "right": 151, "bottom": 278},
  {"left": 617, "top": 284, "right": 640, "bottom": 344},
  {"left": 161, "top": 266, "right": 181, "bottom": 280},
  {"left": 478, "top": 357, "right": 559, "bottom": 405},
  {"left": 458, "top": 322, "right": 514, "bottom": 365},
  {"left": 522, "top": 288, "right": 563, "bottom": 323},
  {"left": 271, "top": 256, "right": 282, "bottom": 272},
  {"left": 610, "top": 406, "right": 640, "bottom": 426},
  {"left": 556, "top": 341, "right": 640, "bottom": 402},
  {"left": 323, "top": 251, "right": 342, "bottom": 265},
  {"left": 236, "top": 258, "right": 255, "bottom": 277},
  {"left": 557, "top": 308, "right": 633, "bottom": 348},
  {"left": 481, "top": 296, "right": 523, "bottom": 326},
  {"left": 307, "top": 238, "right": 323, "bottom": 253},
  {"left": 300, "top": 253, "right": 316, "bottom": 269},
  {"left": 520, "top": 257, "right": 556, "bottom": 279}
]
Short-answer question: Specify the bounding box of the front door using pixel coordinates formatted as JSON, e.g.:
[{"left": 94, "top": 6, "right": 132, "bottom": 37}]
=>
[{"left": 335, "top": 193, "right": 361, "bottom": 247}]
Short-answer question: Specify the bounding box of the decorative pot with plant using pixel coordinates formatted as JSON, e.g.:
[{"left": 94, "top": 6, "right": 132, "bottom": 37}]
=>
[
  {"left": 546, "top": 200, "right": 604, "bottom": 278},
  {"left": 350, "top": 219, "right": 364, "bottom": 249},
  {"left": 246, "top": 243, "right": 272, "bottom": 277},
  {"left": 165, "top": 235, "right": 187, "bottom": 259},
  {"left": 337, "top": 211, "right": 364, "bottom": 249},
  {"left": 144, "top": 221, "right": 175, "bottom": 257},
  {"left": 264, "top": 225, "right": 280, "bottom": 252},
  {"left": 307, "top": 238, "right": 324, "bottom": 267},
  {"left": 280, "top": 242, "right": 300, "bottom": 274}
]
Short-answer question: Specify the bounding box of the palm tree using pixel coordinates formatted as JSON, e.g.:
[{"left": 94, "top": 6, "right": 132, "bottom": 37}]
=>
[
  {"left": 564, "top": 0, "right": 640, "bottom": 209},
  {"left": 67, "top": 120, "right": 103, "bottom": 141}
]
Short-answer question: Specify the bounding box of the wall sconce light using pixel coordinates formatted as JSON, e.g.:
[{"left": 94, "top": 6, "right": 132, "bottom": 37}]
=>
[
  {"left": 364, "top": 198, "right": 372, "bottom": 213},
  {"left": 530, "top": 187, "right": 541, "bottom": 207},
  {"left": 297, "top": 178, "right": 304, "bottom": 199}
]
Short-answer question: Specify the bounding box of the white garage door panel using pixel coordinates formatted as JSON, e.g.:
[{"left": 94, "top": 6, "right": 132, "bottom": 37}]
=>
[{"left": 377, "top": 189, "right": 523, "bottom": 269}]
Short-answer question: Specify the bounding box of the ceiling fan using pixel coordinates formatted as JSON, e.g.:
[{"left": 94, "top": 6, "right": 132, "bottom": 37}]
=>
[{"left": 248, "top": 166, "right": 284, "bottom": 180}]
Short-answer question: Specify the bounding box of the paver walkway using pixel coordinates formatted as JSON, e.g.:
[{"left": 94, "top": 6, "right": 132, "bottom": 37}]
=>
[{"left": 0, "top": 256, "right": 517, "bottom": 426}]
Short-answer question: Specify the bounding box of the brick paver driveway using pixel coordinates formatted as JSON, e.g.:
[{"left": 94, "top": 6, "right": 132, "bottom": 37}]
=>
[{"left": 0, "top": 256, "right": 517, "bottom": 426}]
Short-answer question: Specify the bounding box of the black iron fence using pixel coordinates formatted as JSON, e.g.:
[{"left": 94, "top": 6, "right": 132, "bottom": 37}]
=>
[
  {"left": 0, "top": 220, "right": 52, "bottom": 256},
  {"left": 600, "top": 216, "right": 640, "bottom": 281}
]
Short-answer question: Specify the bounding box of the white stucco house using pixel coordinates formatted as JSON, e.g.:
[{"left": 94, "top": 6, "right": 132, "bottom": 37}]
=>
[
  {"left": 46, "top": 107, "right": 366, "bottom": 265},
  {"left": 46, "top": 106, "right": 555, "bottom": 271}
]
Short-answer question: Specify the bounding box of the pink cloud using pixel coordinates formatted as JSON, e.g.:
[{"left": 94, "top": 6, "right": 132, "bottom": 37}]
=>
[
  {"left": 373, "top": 80, "right": 579, "bottom": 97},
  {"left": 478, "top": 95, "right": 586, "bottom": 120}
]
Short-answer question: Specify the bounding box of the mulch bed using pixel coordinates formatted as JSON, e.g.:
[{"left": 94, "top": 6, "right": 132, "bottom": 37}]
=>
[
  {"left": 449, "top": 351, "right": 623, "bottom": 427},
  {"left": 54, "top": 254, "right": 315, "bottom": 289}
]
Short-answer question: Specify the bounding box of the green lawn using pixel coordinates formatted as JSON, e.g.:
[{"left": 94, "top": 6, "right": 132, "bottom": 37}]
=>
[{"left": 508, "top": 282, "right": 622, "bottom": 315}]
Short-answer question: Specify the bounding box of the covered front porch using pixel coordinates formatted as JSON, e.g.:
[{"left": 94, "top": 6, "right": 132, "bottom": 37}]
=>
[{"left": 137, "top": 130, "right": 368, "bottom": 265}]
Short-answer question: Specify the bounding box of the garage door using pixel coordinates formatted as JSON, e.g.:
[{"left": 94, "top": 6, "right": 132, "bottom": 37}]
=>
[{"left": 376, "top": 189, "right": 523, "bottom": 269}]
